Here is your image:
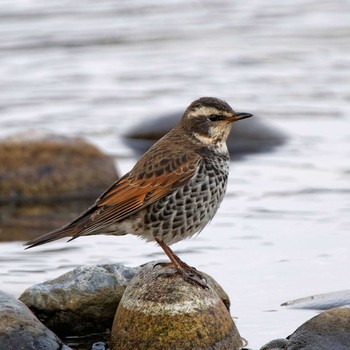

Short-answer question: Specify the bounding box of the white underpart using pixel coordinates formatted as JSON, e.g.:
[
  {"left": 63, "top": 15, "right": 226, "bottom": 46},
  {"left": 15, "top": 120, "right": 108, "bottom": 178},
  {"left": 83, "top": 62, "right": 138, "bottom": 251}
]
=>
[
  {"left": 193, "top": 132, "right": 213, "bottom": 144},
  {"left": 193, "top": 128, "right": 230, "bottom": 155},
  {"left": 213, "top": 139, "right": 229, "bottom": 154}
]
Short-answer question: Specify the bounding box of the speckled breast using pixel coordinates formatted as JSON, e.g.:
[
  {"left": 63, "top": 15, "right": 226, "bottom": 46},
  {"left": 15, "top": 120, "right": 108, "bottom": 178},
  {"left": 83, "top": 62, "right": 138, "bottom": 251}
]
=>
[{"left": 144, "top": 155, "right": 229, "bottom": 245}]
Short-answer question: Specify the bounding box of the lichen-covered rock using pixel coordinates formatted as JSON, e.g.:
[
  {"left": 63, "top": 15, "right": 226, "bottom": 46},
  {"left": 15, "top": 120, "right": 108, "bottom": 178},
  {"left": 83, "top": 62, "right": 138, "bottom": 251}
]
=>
[
  {"left": 19, "top": 264, "right": 138, "bottom": 336},
  {"left": 0, "top": 131, "right": 118, "bottom": 203},
  {"left": 0, "top": 290, "right": 71, "bottom": 350},
  {"left": 111, "top": 262, "right": 244, "bottom": 350},
  {"left": 261, "top": 307, "right": 350, "bottom": 350}
]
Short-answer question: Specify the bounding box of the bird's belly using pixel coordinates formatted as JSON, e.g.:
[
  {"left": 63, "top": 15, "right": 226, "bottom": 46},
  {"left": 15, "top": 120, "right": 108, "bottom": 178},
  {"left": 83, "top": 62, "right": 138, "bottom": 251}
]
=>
[{"left": 142, "top": 160, "right": 229, "bottom": 245}]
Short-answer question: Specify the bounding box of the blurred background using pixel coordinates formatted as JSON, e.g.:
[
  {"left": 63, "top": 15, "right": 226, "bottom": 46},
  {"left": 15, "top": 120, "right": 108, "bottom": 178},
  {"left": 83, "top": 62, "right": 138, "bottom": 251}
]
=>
[{"left": 0, "top": 1, "right": 349, "bottom": 349}]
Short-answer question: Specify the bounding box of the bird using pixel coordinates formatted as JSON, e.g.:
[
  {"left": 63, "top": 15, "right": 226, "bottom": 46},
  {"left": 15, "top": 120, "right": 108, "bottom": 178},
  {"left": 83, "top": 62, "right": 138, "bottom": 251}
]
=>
[{"left": 25, "top": 97, "right": 252, "bottom": 287}]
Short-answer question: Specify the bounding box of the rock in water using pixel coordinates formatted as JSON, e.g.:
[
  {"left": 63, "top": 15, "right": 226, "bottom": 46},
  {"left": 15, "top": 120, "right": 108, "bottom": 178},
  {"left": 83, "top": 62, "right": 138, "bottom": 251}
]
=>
[
  {"left": 19, "top": 264, "right": 138, "bottom": 336},
  {"left": 261, "top": 306, "right": 350, "bottom": 350},
  {"left": 0, "top": 131, "right": 118, "bottom": 203},
  {"left": 0, "top": 290, "right": 71, "bottom": 350},
  {"left": 125, "top": 111, "right": 287, "bottom": 158},
  {"left": 281, "top": 289, "right": 350, "bottom": 310},
  {"left": 111, "top": 262, "right": 244, "bottom": 350}
]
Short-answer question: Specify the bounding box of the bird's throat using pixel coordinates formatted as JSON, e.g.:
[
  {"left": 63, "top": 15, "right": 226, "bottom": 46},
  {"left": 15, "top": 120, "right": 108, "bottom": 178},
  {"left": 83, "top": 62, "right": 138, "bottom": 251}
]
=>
[{"left": 192, "top": 132, "right": 228, "bottom": 154}]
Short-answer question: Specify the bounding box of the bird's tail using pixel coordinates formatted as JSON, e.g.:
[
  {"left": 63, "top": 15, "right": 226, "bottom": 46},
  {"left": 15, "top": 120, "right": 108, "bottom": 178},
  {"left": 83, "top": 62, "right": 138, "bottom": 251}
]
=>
[{"left": 24, "top": 226, "right": 76, "bottom": 249}]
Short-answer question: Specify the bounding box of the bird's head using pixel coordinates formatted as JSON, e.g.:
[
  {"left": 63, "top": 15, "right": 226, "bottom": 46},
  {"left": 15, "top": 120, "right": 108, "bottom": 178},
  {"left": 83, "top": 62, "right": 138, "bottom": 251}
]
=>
[{"left": 179, "top": 97, "right": 252, "bottom": 149}]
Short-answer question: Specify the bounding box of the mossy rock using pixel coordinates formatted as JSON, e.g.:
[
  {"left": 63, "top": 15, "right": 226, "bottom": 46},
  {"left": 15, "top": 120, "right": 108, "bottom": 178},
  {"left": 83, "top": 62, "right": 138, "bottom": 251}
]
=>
[
  {"left": 111, "top": 262, "right": 244, "bottom": 350},
  {"left": 0, "top": 132, "right": 118, "bottom": 203}
]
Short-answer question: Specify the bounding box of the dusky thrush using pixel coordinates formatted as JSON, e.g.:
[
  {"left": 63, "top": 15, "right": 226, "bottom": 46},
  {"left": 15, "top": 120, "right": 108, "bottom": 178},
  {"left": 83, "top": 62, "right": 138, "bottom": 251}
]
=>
[{"left": 25, "top": 97, "right": 252, "bottom": 287}]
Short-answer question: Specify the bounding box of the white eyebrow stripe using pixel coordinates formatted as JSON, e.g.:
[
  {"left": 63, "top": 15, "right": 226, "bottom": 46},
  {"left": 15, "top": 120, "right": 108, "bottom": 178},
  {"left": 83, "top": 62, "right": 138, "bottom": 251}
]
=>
[{"left": 189, "top": 106, "right": 232, "bottom": 118}]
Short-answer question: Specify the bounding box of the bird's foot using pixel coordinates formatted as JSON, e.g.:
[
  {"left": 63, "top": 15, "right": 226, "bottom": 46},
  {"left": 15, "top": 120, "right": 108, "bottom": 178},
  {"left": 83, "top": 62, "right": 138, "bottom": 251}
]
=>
[
  {"left": 153, "top": 259, "right": 198, "bottom": 272},
  {"left": 154, "top": 262, "right": 208, "bottom": 289}
]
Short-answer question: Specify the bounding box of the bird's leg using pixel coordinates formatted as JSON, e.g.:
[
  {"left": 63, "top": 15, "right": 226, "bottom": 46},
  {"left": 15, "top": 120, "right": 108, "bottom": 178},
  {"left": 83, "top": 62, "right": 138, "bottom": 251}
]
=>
[{"left": 155, "top": 238, "right": 208, "bottom": 288}]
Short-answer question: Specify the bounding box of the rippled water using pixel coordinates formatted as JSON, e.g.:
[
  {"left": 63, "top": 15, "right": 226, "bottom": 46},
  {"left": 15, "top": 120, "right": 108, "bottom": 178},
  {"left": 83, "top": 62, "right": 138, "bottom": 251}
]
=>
[{"left": 0, "top": 1, "right": 350, "bottom": 349}]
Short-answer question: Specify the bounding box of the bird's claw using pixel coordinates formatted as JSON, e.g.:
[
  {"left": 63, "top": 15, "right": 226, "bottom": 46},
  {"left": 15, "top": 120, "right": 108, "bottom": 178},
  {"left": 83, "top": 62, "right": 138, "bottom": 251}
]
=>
[{"left": 155, "top": 267, "right": 208, "bottom": 289}]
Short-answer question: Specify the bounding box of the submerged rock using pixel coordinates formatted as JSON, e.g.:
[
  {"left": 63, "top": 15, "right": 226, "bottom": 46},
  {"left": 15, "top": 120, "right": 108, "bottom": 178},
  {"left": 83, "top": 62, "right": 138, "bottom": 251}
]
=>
[
  {"left": 0, "top": 197, "right": 97, "bottom": 242},
  {"left": 261, "top": 307, "right": 350, "bottom": 350},
  {"left": 111, "top": 262, "right": 244, "bottom": 350},
  {"left": 281, "top": 289, "right": 350, "bottom": 310},
  {"left": 0, "top": 290, "right": 71, "bottom": 350},
  {"left": 125, "top": 111, "right": 287, "bottom": 158},
  {"left": 0, "top": 131, "right": 118, "bottom": 203},
  {"left": 19, "top": 264, "right": 138, "bottom": 336}
]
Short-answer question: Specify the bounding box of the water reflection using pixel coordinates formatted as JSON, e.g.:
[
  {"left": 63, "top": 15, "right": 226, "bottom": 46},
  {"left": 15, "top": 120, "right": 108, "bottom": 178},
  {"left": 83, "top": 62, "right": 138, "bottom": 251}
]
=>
[{"left": 0, "top": 199, "right": 94, "bottom": 242}]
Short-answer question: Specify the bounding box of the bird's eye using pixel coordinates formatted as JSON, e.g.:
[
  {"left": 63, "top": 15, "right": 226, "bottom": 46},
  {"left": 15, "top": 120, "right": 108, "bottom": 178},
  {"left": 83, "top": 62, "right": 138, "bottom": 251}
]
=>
[{"left": 209, "top": 114, "right": 223, "bottom": 122}]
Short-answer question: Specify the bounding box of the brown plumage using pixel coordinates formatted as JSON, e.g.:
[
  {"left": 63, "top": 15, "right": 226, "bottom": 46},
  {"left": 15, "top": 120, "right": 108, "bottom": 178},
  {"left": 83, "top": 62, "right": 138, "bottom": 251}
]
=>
[{"left": 25, "top": 97, "right": 252, "bottom": 287}]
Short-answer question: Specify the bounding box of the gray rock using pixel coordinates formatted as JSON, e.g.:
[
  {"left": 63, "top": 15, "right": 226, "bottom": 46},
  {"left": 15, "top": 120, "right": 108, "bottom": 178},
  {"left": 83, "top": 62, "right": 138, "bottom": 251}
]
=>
[
  {"left": 261, "top": 307, "right": 350, "bottom": 350},
  {"left": 19, "top": 264, "right": 138, "bottom": 336},
  {"left": 0, "top": 290, "right": 71, "bottom": 350},
  {"left": 111, "top": 262, "right": 244, "bottom": 350},
  {"left": 125, "top": 111, "right": 287, "bottom": 158},
  {"left": 260, "top": 338, "right": 288, "bottom": 350},
  {"left": 282, "top": 289, "right": 350, "bottom": 310}
]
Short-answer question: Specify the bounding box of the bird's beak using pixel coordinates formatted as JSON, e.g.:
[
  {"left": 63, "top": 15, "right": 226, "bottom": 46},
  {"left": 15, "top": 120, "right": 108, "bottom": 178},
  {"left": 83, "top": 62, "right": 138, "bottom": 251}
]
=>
[{"left": 227, "top": 112, "right": 253, "bottom": 123}]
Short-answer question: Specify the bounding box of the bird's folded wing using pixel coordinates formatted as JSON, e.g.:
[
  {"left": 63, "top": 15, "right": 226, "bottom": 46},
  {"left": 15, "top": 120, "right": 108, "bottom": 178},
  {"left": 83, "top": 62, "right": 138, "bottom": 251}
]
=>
[
  {"left": 67, "top": 152, "right": 202, "bottom": 237},
  {"left": 25, "top": 147, "right": 202, "bottom": 248}
]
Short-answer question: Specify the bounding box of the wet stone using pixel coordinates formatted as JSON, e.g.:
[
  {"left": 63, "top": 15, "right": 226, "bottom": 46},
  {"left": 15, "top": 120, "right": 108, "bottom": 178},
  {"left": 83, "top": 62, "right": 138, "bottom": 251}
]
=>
[
  {"left": 0, "top": 131, "right": 118, "bottom": 203},
  {"left": 19, "top": 263, "right": 138, "bottom": 336},
  {"left": 91, "top": 342, "right": 109, "bottom": 350},
  {"left": 260, "top": 338, "right": 289, "bottom": 350},
  {"left": 0, "top": 290, "right": 71, "bottom": 350},
  {"left": 261, "top": 307, "right": 350, "bottom": 350},
  {"left": 111, "top": 262, "right": 243, "bottom": 350},
  {"left": 281, "top": 289, "right": 350, "bottom": 310}
]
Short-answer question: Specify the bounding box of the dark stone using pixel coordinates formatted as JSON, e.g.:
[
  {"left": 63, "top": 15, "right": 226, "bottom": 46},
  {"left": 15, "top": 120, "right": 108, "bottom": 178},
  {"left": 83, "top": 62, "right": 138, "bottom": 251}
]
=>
[
  {"left": 125, "top": 111, "right": 287, "bottom": 158},
  {"left": 287, "top": 307, "right": 350, "bottom": 350},
  {"left": 260, "top": 338, "right": 289, "bottom": 350},
  {"left": 261, "top": 307, "right": 350, "bottom": 350},
  {"left": 0, "top": 290, "right": 71, "bottom": 350},
  {"left": 19, "top": 264, "right": 138, "bottom": 336}
]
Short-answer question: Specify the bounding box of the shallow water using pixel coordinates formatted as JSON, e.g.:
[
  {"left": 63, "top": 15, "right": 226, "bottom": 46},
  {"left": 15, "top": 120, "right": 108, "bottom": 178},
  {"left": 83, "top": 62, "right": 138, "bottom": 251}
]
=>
[{"left": 1, "top": 1, "right": 350, "bottom": 349}]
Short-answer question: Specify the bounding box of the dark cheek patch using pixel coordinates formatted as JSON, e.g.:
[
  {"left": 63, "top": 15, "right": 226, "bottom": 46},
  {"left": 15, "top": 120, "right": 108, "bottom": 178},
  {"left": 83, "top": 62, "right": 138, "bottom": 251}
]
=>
[{"left": 191, "top": 117, "right": 210, "bottom": 136}]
